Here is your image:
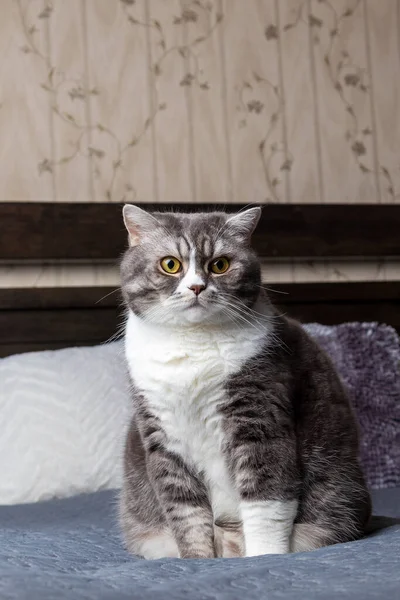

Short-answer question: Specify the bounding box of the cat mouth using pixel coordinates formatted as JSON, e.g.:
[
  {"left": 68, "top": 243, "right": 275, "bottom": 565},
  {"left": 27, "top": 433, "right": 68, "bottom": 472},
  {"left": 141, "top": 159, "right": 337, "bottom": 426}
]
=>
[{"left": 186, "top": 297, "right": 204, "bottom": 309}]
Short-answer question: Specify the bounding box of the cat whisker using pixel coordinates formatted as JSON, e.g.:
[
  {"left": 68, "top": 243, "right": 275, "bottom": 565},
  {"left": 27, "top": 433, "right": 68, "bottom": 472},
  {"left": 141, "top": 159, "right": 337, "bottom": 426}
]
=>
[
  {"left": 216, "top": 295, "right": 291, "bottom": 354},
  {"left": 211, "top": 298, "right": 267, "bottom": 331},
  {"left": 257, "top": 284, "right": 289, "bottom": 295},
  {"left": 95, "top": 288, "right": 121, "bottom": 305},
  {"left": 218, "top": 293, "right": 275, "bottom": 324},
  {"left": 220, "top": 292, "right": 287, "bottom": 322},
  {"left": 144, "top": 304, "right": 167, "bottom": 324},
  {"left": 103, "top": 316, "right": 128, "bottom": 345},
  {"left": 211, "top": 303, "right": 248, "bottom": 330}
]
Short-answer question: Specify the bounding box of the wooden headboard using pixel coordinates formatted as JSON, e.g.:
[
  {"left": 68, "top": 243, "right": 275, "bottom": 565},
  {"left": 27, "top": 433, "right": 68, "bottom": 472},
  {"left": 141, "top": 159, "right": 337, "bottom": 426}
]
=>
[{"left": 1, "top": 203, "right": 399, "bottom": 357}]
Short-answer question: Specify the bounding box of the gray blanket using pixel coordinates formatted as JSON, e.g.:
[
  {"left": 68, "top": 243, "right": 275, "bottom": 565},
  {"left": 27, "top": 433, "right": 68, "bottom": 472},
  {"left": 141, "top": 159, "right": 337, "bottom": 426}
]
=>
[{"left": 1, "top": 488, "right": 399, "bottom": 600}]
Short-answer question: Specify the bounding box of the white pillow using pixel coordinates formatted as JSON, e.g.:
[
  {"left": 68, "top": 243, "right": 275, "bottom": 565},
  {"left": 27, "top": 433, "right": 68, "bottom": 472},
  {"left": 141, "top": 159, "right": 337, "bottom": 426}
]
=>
[{"left": 0, "top": 342, "right": 131, "bottom": 505}]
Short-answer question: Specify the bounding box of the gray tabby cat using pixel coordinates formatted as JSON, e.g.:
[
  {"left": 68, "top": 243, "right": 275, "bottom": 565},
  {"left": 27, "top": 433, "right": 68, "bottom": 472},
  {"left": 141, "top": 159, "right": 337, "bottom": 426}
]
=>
[{"left": 119, "top": 205, "right": 371, "bottom": 559}]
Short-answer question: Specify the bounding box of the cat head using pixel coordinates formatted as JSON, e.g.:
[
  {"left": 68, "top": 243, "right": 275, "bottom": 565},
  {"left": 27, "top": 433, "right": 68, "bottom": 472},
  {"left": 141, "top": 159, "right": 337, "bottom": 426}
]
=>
[{"left": 120, "top": 205, "right": 262, "bottom": 326}]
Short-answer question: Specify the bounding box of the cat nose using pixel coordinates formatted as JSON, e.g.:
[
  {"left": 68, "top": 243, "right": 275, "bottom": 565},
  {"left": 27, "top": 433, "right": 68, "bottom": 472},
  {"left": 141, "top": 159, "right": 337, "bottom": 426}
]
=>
[{"left": 188, "top": 284, "right": 205, "bottom": 296}]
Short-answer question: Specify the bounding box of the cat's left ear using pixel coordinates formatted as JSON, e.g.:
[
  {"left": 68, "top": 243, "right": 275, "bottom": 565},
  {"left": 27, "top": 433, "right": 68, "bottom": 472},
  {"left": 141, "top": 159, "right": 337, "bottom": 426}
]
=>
[
  {"left": 123, "top": 204, "right": 157, "bottom": 246},
  {"left": 226, "top": 207, "right": 261, "bottom": 241}
]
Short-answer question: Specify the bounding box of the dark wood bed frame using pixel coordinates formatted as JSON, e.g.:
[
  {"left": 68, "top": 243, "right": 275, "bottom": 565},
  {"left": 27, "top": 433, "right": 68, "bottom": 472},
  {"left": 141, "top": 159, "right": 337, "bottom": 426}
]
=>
[{"left": 1, "top": 202, "right": 399, "bottom": 357}]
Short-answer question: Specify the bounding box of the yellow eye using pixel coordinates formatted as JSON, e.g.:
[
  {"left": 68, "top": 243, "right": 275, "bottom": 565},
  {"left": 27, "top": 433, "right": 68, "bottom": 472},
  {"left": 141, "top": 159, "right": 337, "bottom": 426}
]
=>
[
  {"left": 210, "top": 257, "right": 230, "bottom": 274},
  {"left": 160, "top": 256, "right": 182, "bottom": 274}
]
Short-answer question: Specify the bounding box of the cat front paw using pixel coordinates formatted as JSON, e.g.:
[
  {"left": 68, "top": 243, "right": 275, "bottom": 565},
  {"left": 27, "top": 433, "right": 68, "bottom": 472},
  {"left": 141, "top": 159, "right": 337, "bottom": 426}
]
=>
[
  {"left": 214, "top": 521, "right": 245, "bottom": 558},
  {"left": 245, "top": 539, "right": 290, "bottom": 556}
]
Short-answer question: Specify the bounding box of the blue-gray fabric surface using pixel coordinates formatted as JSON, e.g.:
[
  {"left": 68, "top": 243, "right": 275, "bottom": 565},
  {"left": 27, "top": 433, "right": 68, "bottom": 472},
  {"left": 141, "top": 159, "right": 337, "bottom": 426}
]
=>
[{"left": 1, "top": 488, "right": 399, "bottom": 600}]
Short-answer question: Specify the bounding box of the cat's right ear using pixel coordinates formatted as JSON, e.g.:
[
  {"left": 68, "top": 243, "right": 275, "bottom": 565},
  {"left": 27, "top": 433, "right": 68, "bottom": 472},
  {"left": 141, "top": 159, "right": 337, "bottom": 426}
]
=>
[{"left": 123, "top": 204, "right": 156, "bottom": 247}]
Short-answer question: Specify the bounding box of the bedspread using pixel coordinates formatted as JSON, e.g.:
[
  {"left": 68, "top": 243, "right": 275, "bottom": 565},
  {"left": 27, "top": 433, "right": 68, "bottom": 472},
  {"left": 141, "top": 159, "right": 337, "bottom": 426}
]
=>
[{"left": 0, "top": 488, "right": 399, "bottom": 600}]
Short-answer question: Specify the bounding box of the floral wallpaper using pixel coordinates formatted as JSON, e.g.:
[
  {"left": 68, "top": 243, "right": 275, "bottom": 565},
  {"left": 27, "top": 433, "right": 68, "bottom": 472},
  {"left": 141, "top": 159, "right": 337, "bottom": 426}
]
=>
[
  {"left": 1, "top": 0, "right": 399, "bottom": 286},
  {"left": 1, "top": 0, "right": 399, "bottom": 204}
]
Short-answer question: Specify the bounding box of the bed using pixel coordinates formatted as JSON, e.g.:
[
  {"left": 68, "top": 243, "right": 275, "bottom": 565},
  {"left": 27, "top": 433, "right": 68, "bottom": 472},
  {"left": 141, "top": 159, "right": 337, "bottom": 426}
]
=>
[
  {"left": 1, "top": 489, "right": 399, "bottom": 600},
  {"left": 0, "top": 202, "right": 399, "bottom": 600}
]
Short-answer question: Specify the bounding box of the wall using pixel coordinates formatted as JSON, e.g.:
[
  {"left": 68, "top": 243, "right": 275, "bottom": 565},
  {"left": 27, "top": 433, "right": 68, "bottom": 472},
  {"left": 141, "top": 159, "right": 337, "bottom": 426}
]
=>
[{"left": 1, "top": 0, "right": 399, "bottom": 286}]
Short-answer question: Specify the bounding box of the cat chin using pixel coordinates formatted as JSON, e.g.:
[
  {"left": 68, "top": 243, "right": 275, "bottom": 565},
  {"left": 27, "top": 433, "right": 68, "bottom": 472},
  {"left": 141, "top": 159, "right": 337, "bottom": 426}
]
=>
[
  {"left": 179, "top": 308, "right": 233, "bottom": 327},
  {"left": 179, "top": 304, "right": 211, "bottom": 324},
  {"left": 164, "top": 303, "right": 227, "bottom": 326}
]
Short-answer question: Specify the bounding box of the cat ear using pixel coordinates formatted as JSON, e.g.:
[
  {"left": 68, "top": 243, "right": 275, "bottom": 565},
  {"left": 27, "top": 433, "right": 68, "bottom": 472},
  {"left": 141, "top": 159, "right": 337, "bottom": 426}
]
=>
[
  {"left": 226, "top": 207, "right": 261, "bottom": 240},
  {"left": 122, "top": 204, "right": 157, "bottom": 246}
]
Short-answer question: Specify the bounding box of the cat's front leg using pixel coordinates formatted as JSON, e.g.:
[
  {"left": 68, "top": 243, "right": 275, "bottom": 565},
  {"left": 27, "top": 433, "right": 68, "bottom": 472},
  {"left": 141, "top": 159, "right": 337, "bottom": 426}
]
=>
[
  {"left": 214, "top": 519, "right": 244, "bottom": 558},
  {"left": 241, "top": 498, "right": 297, "bottom": 556},
  {"left": 226, "top": 403, "right": 300, "bottom": 556},
  {"left": 146, "top": 447, "right": 215, "bottom": 559}
]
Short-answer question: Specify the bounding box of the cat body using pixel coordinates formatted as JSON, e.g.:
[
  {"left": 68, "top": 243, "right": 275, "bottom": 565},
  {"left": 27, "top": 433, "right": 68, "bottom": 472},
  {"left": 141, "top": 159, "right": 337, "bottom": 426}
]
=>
[
  {"left": 119, "top": 205, "right": 371, "bottom": 559},
  {"left": 124, "top": 309, "right": 265, "bottom": 557}
]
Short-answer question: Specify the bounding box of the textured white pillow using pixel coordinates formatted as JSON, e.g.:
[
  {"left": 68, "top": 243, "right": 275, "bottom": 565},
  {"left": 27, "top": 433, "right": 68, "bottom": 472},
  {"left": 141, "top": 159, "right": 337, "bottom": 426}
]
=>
[{"left": 0, "top": 342, "right": 131, "bottom": 505}]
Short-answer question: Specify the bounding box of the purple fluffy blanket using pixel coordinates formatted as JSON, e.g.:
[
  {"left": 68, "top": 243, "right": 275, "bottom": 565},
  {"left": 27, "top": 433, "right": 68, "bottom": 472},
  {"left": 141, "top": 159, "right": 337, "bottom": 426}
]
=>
[{"left": 304, "top": 322, "right": 400, "bottom": 490}]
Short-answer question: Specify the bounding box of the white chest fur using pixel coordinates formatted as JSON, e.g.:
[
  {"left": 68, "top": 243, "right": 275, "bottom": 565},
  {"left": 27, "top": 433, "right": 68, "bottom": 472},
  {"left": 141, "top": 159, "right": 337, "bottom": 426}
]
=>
[{"left": 125, "top": 311, "right": 267, "bottom": 520}]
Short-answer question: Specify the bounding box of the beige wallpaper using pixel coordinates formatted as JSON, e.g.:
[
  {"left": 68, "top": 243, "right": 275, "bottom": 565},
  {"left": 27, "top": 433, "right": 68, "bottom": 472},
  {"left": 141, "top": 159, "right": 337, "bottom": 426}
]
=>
[
  {"left": 1, "top": 0, "right": 399, "bottom": 287},
  {"left": 1, "top": 0, "right": 399, "bottom": 204}
]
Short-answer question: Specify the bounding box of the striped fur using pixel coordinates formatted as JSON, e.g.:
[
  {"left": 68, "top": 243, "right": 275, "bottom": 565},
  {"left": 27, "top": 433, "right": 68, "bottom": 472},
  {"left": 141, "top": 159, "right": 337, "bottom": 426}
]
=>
[{"left": 119, "top": 206, "right": 371, "bottom": 559}]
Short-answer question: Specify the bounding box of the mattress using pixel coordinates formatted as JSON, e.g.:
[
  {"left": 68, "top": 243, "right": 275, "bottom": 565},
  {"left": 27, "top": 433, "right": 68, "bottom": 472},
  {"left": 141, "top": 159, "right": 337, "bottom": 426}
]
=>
[{"left": 1, "top": 488, "right": 399, "bottom": 600}]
